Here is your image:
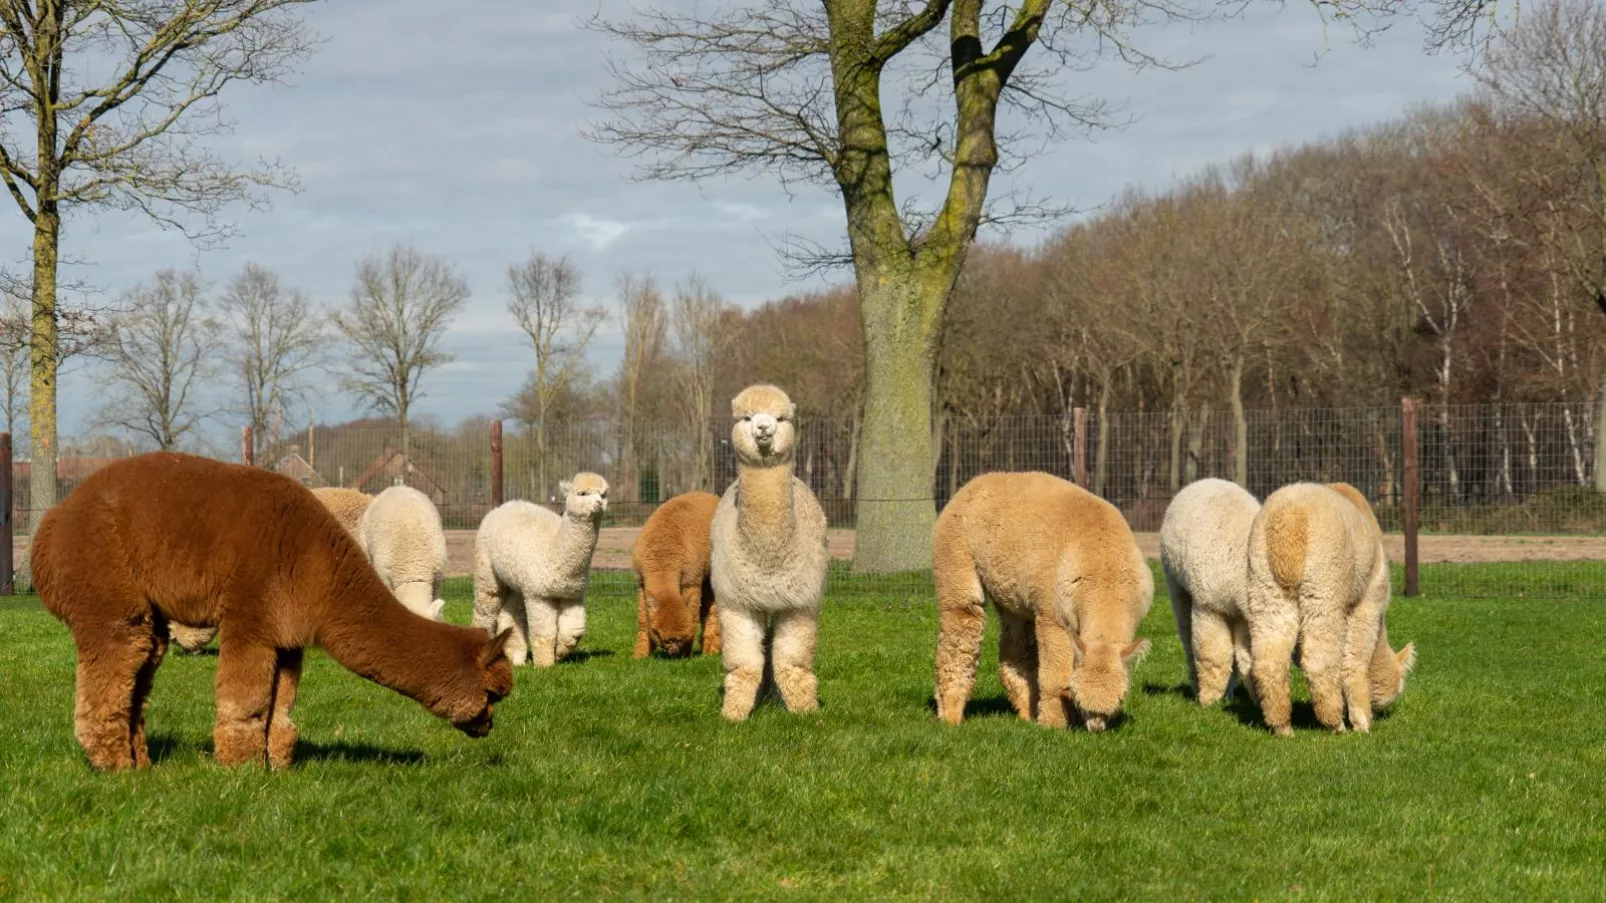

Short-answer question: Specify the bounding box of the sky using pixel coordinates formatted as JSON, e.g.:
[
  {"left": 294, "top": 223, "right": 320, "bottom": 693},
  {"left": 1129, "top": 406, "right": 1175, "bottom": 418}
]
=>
[{"left": 0, "top": 2, "right": 1476, "bottom": 449}]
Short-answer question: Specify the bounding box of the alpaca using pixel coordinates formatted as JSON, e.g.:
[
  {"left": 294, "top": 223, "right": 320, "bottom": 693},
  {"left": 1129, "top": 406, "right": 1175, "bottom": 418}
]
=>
[
  {"left": 632, "top": 491, "right": 722, "bottom": 659},
  {"left": 934, "top": 471, "right": 1153, "bottom": 732},
  {"left": 30, "top": 452, "right": 514, "bottom": 772},
  {"left": 709, "top": 384, "right": 829, "bottom": 721},
  {"left": 1158, "top": 478, "right": 1259, "bottom": 706},
  {"left": 1323, "top": 482, "right": 1418, "bottom": 711},
  {"left": 357, "top": 485, "right": 449, "bottom": 621},
  {"left": 1244, "top": 481, "right": 1405, "bottom": 736},
  {"left": 311, "top": 486, "right": 374, "bottom": 537},
  {"left": 471, "top": 474, "right": 609, "bottom": 667},
  {"left": 168, "top": 622, "right": 219, "bottom": 655}
]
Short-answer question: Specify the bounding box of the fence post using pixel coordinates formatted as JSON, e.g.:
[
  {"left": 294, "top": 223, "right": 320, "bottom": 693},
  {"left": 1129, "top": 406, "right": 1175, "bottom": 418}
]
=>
[
  {"left": 1402, "top": 397, "right": 1420, "bottom": 598},
  {"left": 0, "top": 432, "right": 11, "bottom": 596},
  {"left": 240, "top": 426, "right": 254, "bottom": 467},
  {"left": 1073, "top": 407, "right": 1089, "bottom": 488},
  {"left": 490, "top": 419, "right": 504, "bottom": 509}
]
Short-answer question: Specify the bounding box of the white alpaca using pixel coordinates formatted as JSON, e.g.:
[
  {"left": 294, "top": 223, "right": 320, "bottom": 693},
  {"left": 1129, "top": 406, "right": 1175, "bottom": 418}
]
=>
[
  {"left": 471, "top": 474, "right": 608, "bottom": 667},
  {"left": 1158, "top": 478, "right": 1260, "bottom": 706},
  {"left": 356, "top": 485, "right": 449, "bottom": 621},
  {"left": 709, "top": 384, "right": 829, "bottom": 721}
]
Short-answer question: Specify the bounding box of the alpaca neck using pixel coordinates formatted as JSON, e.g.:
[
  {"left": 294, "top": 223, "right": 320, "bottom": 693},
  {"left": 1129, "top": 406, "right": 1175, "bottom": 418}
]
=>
[
  {"left": 316, "top": 573, "right": 472, "bottom": 704},
  {"left": 736, "top": 458, "right": 796, "bottom": 539},
  {"left": 550, "top": 511, "right": 602, "bottom": 577}
]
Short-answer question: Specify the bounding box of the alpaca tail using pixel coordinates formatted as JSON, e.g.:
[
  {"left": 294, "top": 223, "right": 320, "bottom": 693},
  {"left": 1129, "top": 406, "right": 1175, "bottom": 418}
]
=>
[{"left": 1263, "top": 504, "right": 1309, "bottom": 592}]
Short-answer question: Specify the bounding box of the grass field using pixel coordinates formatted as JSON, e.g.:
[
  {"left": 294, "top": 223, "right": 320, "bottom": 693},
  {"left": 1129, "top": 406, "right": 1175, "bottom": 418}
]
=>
[{"left": 2, "top": 565, "right": 1603, "bottom": 901}]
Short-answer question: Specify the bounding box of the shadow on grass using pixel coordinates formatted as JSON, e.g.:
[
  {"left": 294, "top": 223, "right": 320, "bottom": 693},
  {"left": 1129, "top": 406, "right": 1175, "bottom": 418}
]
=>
[
  {"left": 561, "top": 649, "right": 614, "bottom": 665},
  {"left": 920, "top": 695, "right": 1024, "bottom": 720},
  {"left": 1142, "top": 681, "right": 1194, "bottom": 701},
  {"left": 293, "top": 740, "right": 427, "bottom": 766}
]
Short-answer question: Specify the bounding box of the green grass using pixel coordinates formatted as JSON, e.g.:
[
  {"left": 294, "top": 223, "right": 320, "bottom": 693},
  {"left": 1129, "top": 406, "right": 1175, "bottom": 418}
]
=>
[{"left": 2, "top": 566, "right": 1604, "bottom": 901}]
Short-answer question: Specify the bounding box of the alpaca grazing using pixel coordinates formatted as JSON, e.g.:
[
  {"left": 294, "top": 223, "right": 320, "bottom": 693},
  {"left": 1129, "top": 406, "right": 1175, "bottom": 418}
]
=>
[
  {"left": 169, "top": 485, "right": 378, "bottom": 654},
  {"left": 709, "top": 384, "right": 829, "bottom": 721},
  {"left": 1159, "top": 478, "right": 1260, "bottom": 706},
  {"left": 934, "top": 471, "right": 1153, "bottom": 732},
  {"left": 1322, "top": 482, "right": 1418, "bottom": 711},
  {"left": 633, "top": 491, "right": 722, "bottom": 659},
  {"left": 1244, "top": 481, "right": 1416, "bottom": 736},
  {"left": 357, "top": 485, "right": 449, "bottom": 621},
  {"left": 472, "top": 474, "right": 609, "bottom": 667},
  {"left": 30, "top": 453, "right": 514, "bottom": 772}
]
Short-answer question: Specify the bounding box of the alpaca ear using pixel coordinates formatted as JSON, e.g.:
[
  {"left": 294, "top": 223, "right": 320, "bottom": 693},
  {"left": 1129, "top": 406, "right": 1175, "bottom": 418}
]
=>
[
  {"left": 428, "top": 598, "right": 446, "bottom": 621},
  {"left": 558, "top": 479, "right": 573, "bottom": 496},
  {"left": 1397, "top": 642, "right": 1417, "bottom": 674},
  {"left": 1121, "top": 639, "right": 1152, "bottom": 667},
  {"left": 480, "top": 628, "right": 513, "bottom": 667},
  {"left": 787, "top": 402, "right": 797, "bottom": 420}
]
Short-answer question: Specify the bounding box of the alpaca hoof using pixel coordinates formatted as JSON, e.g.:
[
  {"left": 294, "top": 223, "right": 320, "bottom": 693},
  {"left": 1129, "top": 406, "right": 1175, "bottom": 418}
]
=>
[{"left": 1272, "top": 724, "right": 1294, "bottom": 738}]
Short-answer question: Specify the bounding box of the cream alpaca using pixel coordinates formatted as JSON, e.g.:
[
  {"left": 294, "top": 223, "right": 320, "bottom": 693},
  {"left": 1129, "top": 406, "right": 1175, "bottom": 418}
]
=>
[
  {"left": 1244, "top": 482, "right": 1412, "bottom": 736},
  {"left": 709, "top": 384, "right": 829, "bottom": 721},
  {"left": 1323, "top": 482, "right": 1418, "bottom": 710},
  {"left": 934, "top": 471, "right": 1153, "bottom": 732},
  {"left": 357, "top": 485, "right": 449, "bottom": 621},
  {"left": 1158, "top": 478, "right": 1259, "bottom": 706},
  {"left": 471, "top": 474, "right": 609, "bottom": 667}
]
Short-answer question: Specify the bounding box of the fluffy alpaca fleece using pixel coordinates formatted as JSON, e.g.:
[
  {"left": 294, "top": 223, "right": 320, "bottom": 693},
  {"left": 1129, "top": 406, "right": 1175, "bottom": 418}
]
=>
[
  {"left": 934, "top": 471, "right": 1153, "bottom": 732},
  {"left": 1323, "top": 482, "right": 1418, "bottom": 710},
  {"left": 1158, "top": 478, "right": 1260, "bottom": 706},
  {"left": 1245, "top": 481, "right": 1405, "bottom": 736},
  {"left": 633, "top": 491, "right": 722, "bottom": 659},
  {"left": 471, "top": 474, "right": 609, "bottom": 667},
  {"left": 311, "top": 487, "right": 374, "bottom": 537},
  {"left": 30, "top": 452, "right": 514, "bottom": 772},
  {"left": 357, "top": 486, "right": 449, "bottom": 621},
  {"left": 709, "top": 384, "right": 829, "bottom": 721}
]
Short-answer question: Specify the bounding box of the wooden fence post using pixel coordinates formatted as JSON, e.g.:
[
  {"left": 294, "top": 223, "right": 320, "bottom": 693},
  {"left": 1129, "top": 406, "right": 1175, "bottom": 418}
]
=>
[
  {"left": 241, "top": 426, "right": 254, "bottom": 467},
  {"left": 490, "top": 419, "right": 504, "bottom": 509},
  {"left": 1073, "top": 407, "right": 1089, "bottom": 488},
  {"left": 0, "top": 433, "right": 11, "bottom": 596},
  {"left": 1402, "top": 397, "right": 1420, "bottom": 598}
]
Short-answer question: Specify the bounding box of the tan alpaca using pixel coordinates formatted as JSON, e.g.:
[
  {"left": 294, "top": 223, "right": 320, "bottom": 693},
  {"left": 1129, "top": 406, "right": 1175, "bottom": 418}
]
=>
[
  {"left": 30, "top": 453, "right": 514, "bottom": 772},
  {"left": 1245, "top": 482, "right": 1405, "bottom": 736},
  {"left": 934, "top": 472, "right": 1153, "bottom": 732},
  {"left": 633, "top": 491, "right": 722, "bottom": 659},
  {"left": 709, "top": 385, "right": 829, "bottom": 721},
  {"left": 1323, "top": 483, "right": 1418, "bottom": 711}
]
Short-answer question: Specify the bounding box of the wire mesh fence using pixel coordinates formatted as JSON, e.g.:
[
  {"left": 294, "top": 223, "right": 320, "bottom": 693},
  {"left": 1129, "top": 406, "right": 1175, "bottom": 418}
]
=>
[{"left": 6, "top": 400, "right": 1602, "bottom": 602}]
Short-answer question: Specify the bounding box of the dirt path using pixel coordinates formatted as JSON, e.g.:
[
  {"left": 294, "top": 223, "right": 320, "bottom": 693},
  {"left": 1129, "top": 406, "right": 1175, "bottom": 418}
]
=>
[{"left": 439, "top": 528, "right": 1606, "bottom": 576}]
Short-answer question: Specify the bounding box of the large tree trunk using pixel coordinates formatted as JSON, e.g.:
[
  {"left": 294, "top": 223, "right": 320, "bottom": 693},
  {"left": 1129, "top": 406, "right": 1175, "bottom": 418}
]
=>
[
  {"left": 853, "top": 278, "right": 939, "bottom": 572},
  {"left": 27, "top": 209, "right": 60, "bottom": 537}
]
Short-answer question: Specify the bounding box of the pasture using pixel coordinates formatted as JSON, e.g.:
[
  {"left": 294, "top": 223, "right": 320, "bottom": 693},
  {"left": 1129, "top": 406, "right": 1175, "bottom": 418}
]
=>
[{"left": 1, "top": 565, "right": 1602, "bottom": 901}]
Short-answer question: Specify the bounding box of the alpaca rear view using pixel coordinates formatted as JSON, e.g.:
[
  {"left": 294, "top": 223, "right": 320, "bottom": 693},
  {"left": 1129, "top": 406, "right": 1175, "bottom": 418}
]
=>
[{"left": 31, "top": 453, "right": 514, "bottom": 771}]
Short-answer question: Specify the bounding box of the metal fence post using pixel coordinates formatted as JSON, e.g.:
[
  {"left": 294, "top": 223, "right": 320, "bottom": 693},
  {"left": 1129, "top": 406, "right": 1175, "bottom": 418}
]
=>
[
  {"left": 1073, "top": 407, "right": 1089, "bottom": 487},
  {"left": 490, "top": 419, "right": 504, "bottom": 509},
  {"left": 1402, "top": 397, "right": 1420, "bottom": 598},
  {"left": 0, "top": 432, "right": 11, "bottom": 596},
  {"left": 241, "top": 425, "right": 254, "bottom": 467}
]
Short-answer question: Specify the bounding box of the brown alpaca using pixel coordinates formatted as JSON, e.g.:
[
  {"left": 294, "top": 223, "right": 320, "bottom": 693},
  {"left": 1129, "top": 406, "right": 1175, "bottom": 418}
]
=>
[
  {"left": 632, "top": 491, "right": 722, "bottom": 659},
  {"left": 31, "top": 452, "right": 514, "bottom": 772},
  {"left": 312, "top": 486, "right": 374, "bottom": 537}
]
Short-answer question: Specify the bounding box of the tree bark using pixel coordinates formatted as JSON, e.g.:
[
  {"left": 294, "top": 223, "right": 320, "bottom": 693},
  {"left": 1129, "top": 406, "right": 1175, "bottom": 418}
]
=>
[
  {"left": 27, "top": 208, "right": 59, "bottom": 535},
  {"left": 1595, "top": 372, "right": 1606, "bottom": 492}
]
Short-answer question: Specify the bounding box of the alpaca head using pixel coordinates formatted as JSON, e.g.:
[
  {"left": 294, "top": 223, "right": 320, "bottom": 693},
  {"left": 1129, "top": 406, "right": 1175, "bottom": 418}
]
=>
[
  {"left": 559, "top": 473, "right": 609, "bottom": 521},
  {"left": 644, "top": 590, "right": 697, "bottom": 658},
  {"left": 1066, "top": 635, "right": 1150, "bottom": 732},
  {"left": 730, "top": 384, "right": 798, "bottom": 466},
  {"left": 444, "top": 628, "right": 516, "bottom": 738},
  {"left": 1370, "top": 636, "right": 1418, "bottom": 710}
]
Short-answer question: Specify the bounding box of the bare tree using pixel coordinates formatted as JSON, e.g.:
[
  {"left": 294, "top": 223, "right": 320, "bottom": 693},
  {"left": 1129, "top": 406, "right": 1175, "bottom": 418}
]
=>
[
  {"left": 506, "top": 251, "right": 605, "bottom": 496},
  {"left": 616, "top": 270, "right": 667, "bottom": 502},
  {"left": 0, "top": 290, "right": 27, "bottom": 436},
  {"left": 96, "top": 270, "right": 220, "bottom": 451},
  {"left": 218, "top": 263, "right": 327, "bottom": 460},
  {"left": 671, "top": 272, "right": 736, "bottom": 490},
  {"left": 587, "top": 0, "right": 1415, "bottom": 571},
  {"left": 331, "top": 245, "right": 469, "bottom": 476},
  {"left": 0, "top": 1, "right": 316, "bottom": 531}
]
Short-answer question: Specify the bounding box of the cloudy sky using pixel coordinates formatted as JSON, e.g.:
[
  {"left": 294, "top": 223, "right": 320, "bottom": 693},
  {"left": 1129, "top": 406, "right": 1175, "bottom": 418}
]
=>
[{"left": 0, "top": 2, "right": 1476, "bottom": 447}]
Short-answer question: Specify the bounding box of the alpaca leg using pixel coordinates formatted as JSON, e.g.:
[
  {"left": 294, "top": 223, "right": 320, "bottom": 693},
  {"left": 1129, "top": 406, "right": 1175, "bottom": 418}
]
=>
[
  {"left": 130, "top": 618, "right": 170, "bottom": 769},
  {"left": 1342, "top": 567, "right": 1390, "bottom": 733},
  {"left": 1167, "top": 575, "right": 1197, "bottom": 693},
  {"left": 1297, "top": 586, "right": 1350, "bottom": 733},
  {"left": 1231, "top": 618, "right": 1257, "bottom": 704},
  {"left": 633, "top": 586, "right": 652, "bottom": 659},
  {"left": 555, "top": 602, "right": 586, "bottom": 661},
  {"left": 1248, "top": 613, "right": 1299, "bottom": 737},
  {"left": 996, "top": 611, "right": 1038, "bottom": 721},
  {"left": 213, "top": 639, "right": 279, "bottom": 767},
  {"left": 69, "top": 613, "right": 161, "bottom": 772},
  {"left": 266, "top": 649, "right": 303, "bottom": 771},
  {"left": 770, "top": 608, "right": 820, "bottom": 714},
  {"left": 496, "top": 587, "right": 530, "bottom": 667},
  {"left": 1191, "top": 609, "right": 1237, "bottom": 706},
  {"left": 470, "top": 552, "right": 501, "bottom": 634},
  {"left": 718, "top": 606, "right": 768, "bottom": 722},
  {"left": 525, "top": 598, "right": 560, "bottom": 668},
  {"left": 1033, "top": 607, "right": 1074, "bottom": 728},
  {"left": 698, "top": 579, "right": 722, "bottom": 656},
  {"left": 933, "top": 563, "right": 986, "bottom": 726}
]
